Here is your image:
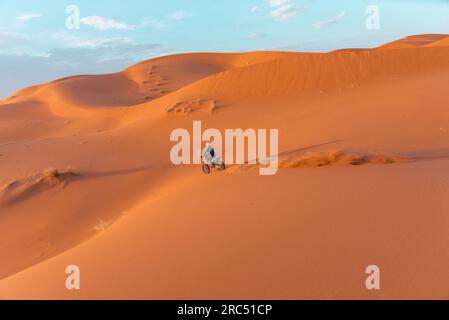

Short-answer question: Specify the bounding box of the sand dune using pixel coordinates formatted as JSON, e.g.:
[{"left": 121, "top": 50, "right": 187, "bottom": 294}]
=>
[
  {"left": 174, "top": 46, "right": 449, "bottom": 98},
  {"left": 379, "top": 34, "right": 449, "bottom": 49},
  {"left": 0, "top": 35, "right": 448, "bottom": 299}
]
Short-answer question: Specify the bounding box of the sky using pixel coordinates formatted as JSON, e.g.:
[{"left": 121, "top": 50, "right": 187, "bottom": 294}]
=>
[{"left": 0, "top": 0, "right": 448, "bottom": 98}]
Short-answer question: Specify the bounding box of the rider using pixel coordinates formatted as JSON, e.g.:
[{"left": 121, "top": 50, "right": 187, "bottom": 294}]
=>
[{"left": 202, "top": 142, "right": 215, "bottom": 160}]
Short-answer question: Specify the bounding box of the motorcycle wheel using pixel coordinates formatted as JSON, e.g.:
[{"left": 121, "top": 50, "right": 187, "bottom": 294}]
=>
[
  {"left": 217, "top": 163, "right": 226, "bottom": 171},
  {"left": 202, "top": 164, "right": 211, "bottom": 174}
]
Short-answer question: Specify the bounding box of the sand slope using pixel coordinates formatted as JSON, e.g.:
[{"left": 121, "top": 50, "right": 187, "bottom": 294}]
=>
[
  {"left": 0, "top": 35, "right": 449, "bottom": 299},
  {"left": 378, "top": 34, "right": 449, "bottom": 49}
]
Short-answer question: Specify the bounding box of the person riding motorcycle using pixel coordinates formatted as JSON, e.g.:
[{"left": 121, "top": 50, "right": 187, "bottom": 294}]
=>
[
  {"left": 201, "top": 142, "right": 225, "bottom": 174},
  {"left": 202, "top": 142, "right": 215, "bottom": 161}
]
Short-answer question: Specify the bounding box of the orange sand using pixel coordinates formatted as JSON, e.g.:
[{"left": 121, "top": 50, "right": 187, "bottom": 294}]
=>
[{"left": 0, "top": 34, "right": 448, "bottom": 299}]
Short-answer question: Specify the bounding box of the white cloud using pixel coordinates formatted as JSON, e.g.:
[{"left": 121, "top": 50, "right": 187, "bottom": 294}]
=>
[
  {"left": 30, "top": 52, "right": 51, "bottom": 58},
  {"left": 269, "top": 0, "right": 292, "bottom": 7},
  {"left": 48, "top": 38, "right": 169, "bottom": 65},
  {"left": 271, "top": 4, "right": 303, "bottom": 21},
  {"left": 70, "top": 38, "right": 117, "bottom": 48},
  {"left": 141, "top": 17, "right": 168, "bottom": 29},
  {"left": 81, "top": 16, "right": 135, "bottom": 30},
  {"left": 0, "top": 31, "right": 30, "bottom": 47},
  {"left": 314, "top": 11, "right": 347, "bottom": 29},
  {"left": 31, "top": 31, "right": 172, "bottom": 65},
  {"left": 269, "top": 0, "right": 304, "bottom": 21},
  {"left": 169, "top": 10, "right": 191, "bottom": 21},
  {"left": 46, "top": 32, "right": 170, "bottom": 60},
  {"left": 16, "top": 13, "right": 43, "bottom": 21},
  {"left": 251, "top": 6, "right": 260, "bottom": 12},
  {"left": 247, "top": 32, "right": 268, "bottom": 39}
]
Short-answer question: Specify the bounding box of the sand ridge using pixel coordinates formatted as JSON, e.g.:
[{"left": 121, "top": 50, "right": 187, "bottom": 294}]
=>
[{"left": 225, "top": 149, "right": 408, "bottom": 174}]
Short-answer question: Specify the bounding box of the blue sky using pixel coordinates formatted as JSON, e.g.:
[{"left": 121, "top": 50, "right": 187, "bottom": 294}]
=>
[{"left": 0, "top": 0, "right": 448, "bottom": 98}]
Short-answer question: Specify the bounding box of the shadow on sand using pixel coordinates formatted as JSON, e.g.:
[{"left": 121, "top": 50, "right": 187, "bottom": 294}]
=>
[
  {"left": 76, "top": 165, "right": 153, "bottom": 180},
  {"left": 399, "top": 148, "right": 449, "bottom": 162}
]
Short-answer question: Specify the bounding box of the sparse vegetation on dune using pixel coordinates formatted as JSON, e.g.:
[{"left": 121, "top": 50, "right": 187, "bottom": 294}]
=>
[
  {"left": 0, "top": 168, "right": 77, "bottom": 205},
  {"left": 279, "top": 150, "right": 407, "bottom": 168},
  {"left": 226, "top": 149, "right": 408, "bottom": 173}
]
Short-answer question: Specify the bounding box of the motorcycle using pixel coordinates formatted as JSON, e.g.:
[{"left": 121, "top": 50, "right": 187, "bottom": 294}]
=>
[{"left": 201, "top": 153, "right": 226, "bottom": 174}]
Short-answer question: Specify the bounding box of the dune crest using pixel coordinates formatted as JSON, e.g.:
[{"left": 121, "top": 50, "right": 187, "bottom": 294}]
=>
[
  {"left": 379, "top": 34, "right": 449, "bottom": 49},
  {"left": 2, "top": 34, "right": 449, "bottom": 120}
]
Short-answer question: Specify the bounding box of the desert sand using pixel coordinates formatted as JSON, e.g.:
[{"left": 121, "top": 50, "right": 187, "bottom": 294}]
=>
[{"left": 0, "top": 34, "right": 448, "bottom": 299}]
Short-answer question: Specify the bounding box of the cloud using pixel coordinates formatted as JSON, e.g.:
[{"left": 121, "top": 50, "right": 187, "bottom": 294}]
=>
[
  {"left": 0, "top": 31, "right": 30, "bottom": 47},
  {"left": 269, "top": 0, "right": 304, "bottom": 21},
  {"left": 314, "top": 11, "right": 347, "bottom": 29},
  {"left": 269, "top": 0, "right": 292, "bottom": 6},
  {"left": 81, "top": 16, "right": 135, "bottom": 30},
  {"left": 168, "top": 10, "right": 191, "bottom": 21},
  {"left": 16, "top": 13, "right": 43, "bottom": 22},
  {"left": 247, "top": 32, "right": 268, "bottom": 39},
  {"left": 140, "top": 17, "right": 168, "bottom": 29},
  {"left": 271, "top": 4, "right": 302, "bottom": 21},
  {"left": 50, "top": 35, "right": 171, "bottom": 66},
  {"left": 251, "top": 6, "right": 260, "bottom": 12},
  {"left": 49, "top": 42, "right": 166, "bottom": 65},
  {"left": 43, "top": 33, "right": 171, "bottom": 63}
]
